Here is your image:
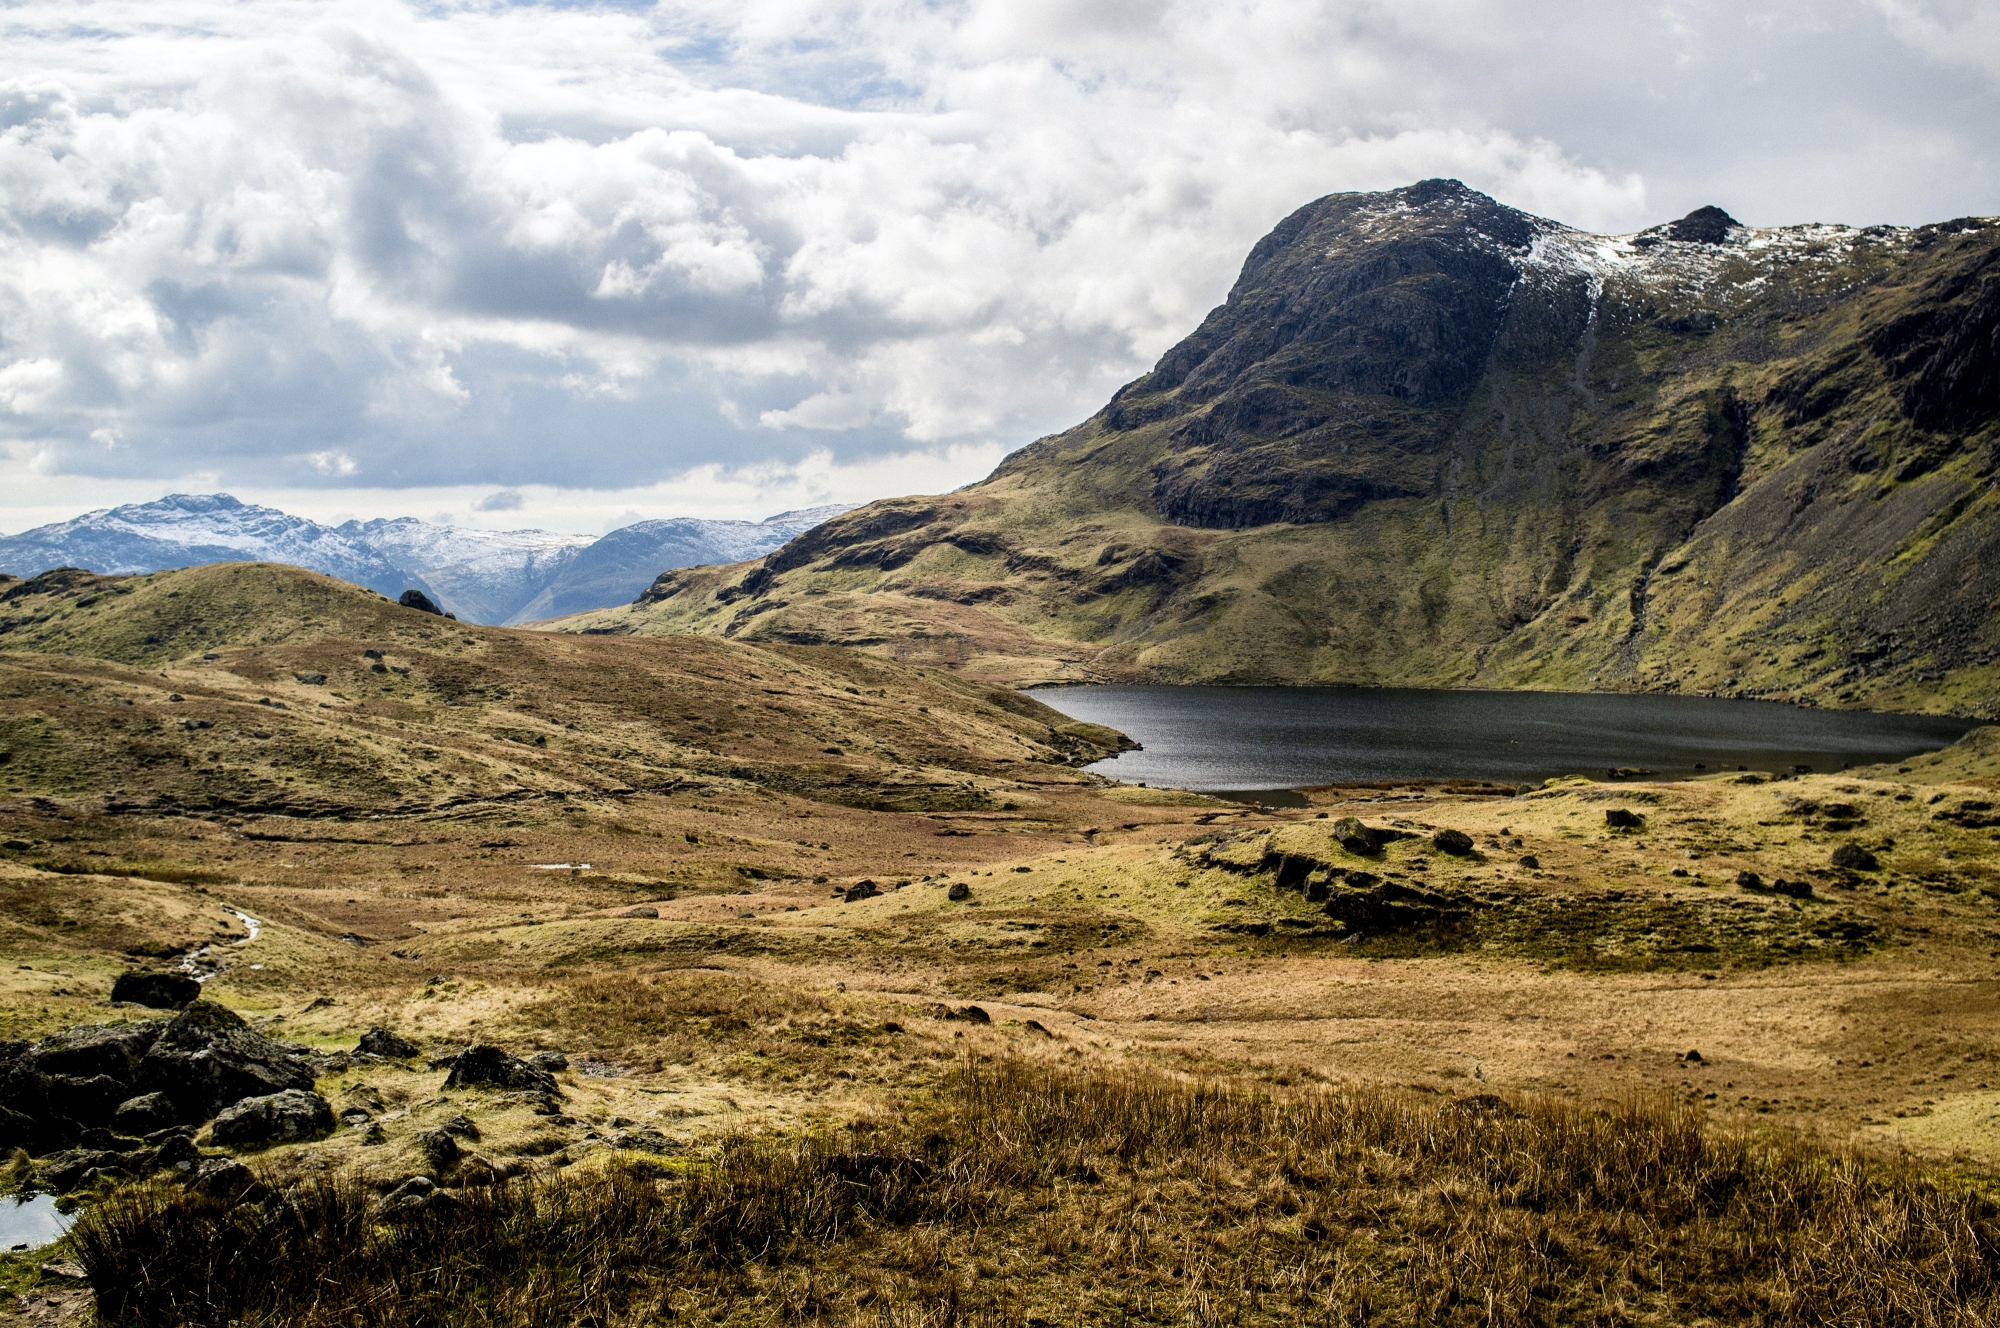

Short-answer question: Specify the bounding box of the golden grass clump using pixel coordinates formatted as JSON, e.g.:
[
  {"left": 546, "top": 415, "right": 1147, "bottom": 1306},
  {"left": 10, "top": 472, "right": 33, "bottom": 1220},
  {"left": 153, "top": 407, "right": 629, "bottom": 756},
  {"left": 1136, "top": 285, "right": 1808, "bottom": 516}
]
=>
[{"left": 67, "top": 1057, "right": 2000, "bottom": 1327}]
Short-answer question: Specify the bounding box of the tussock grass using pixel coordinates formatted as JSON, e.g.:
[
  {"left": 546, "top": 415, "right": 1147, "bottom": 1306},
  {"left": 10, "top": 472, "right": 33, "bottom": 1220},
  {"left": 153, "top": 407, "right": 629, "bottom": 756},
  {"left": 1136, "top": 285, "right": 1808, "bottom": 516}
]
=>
[{"left": 71, "top": 1059, "right": 2000, "bottom": 1326}]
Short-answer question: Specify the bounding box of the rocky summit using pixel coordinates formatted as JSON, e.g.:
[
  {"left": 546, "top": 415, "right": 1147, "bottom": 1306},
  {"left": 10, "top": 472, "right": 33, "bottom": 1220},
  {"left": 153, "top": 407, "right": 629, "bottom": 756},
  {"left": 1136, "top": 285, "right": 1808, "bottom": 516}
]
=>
[{"left": 575, "top": 180, "right": 2000, "bottom": 719}]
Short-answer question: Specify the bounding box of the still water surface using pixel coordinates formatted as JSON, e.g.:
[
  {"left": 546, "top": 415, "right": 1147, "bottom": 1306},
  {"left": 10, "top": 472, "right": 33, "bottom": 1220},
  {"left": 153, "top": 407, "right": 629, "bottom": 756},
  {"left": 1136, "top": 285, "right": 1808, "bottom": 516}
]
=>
[
  {"left": 1029, "top": 686, "right": 1976, "bottom": 794},
  {"left": 1, "top": 1192, "right": 71, "bottom": 1251}
]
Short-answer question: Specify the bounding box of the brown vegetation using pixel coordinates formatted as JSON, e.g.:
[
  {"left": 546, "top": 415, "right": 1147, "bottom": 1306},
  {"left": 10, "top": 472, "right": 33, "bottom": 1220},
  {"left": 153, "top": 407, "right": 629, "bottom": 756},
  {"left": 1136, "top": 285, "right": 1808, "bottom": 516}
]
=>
[{"left": 72, "top": 1058, "right": 2000, "bottom": 1326}]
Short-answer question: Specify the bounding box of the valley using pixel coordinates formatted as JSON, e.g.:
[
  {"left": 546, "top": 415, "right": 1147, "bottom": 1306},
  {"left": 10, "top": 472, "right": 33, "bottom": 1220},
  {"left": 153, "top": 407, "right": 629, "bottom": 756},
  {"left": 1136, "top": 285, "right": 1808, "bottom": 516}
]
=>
[{"left": 1, "top": 561, "right": 1999, "bottom": 1324}]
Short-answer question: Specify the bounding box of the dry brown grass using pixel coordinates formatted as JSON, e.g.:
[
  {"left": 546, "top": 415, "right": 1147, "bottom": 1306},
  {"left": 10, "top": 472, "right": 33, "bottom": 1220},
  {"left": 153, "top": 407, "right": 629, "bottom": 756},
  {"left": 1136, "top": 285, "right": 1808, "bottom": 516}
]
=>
[
  {"left": 71, "top": 1057, "right": 2000, "bottom": 1327},
  {"left": 528, "top": 969, "right": 933, "bottom": 1086}
]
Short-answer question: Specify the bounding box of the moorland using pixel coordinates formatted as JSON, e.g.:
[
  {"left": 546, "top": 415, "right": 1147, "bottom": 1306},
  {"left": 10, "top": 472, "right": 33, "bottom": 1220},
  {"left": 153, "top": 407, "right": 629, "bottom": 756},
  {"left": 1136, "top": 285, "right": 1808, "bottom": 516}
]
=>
[{"left": 1, "top": 561, "right": 1998, "bottom": 1325}]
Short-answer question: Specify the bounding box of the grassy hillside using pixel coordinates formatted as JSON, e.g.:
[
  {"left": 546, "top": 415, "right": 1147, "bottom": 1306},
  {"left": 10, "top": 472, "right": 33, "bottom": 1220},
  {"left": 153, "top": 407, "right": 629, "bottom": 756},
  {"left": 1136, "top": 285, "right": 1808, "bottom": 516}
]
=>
[
  {"left": 0, "top": 563, "right": 1130, "bottom": 819},
  {"left": 567, "top": 185, "right": 2000, "bottom": 721}
]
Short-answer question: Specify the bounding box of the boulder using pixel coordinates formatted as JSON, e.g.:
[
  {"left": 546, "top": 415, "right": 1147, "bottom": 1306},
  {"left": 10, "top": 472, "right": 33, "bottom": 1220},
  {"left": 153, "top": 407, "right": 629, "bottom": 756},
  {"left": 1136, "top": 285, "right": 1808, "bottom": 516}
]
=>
[
  {"left": 441, "top": 1044, "right": 561, "bottom": 1096},
  {"left": 843, "top": 880, "right": 880, "bottom": 902},
  {"left": 210, "top": 1089, "right": 335, "bottom": 1147},
  {"left": 398, "top": 590, "right": 444, "bottom": 616},
  {"left": 619, "top": 906, "right": 660, "bottom": 918},
  {"left": 1432, "top": 828, "right": 1474, "bottom": 855},
  {"left": 1604, "top": 809, "right": 1646, "bottom": 829},
  {"left": 30, "top": 1022, "right": 161, "bottom": 1083},
  {"left": 1517, "top": 854, "right": 1540, "bottom": 869},
  {"left": 112, "top": 1091, "right": 181, "bottom": 1135},
  {"left": 357, "top": 1027, "right": 422, "bottom": 1059},
  {"left": 1830, "top": 844, "right": 1879, "bottom": 871},
  {"left": 1734, "top": 871, "right": 1763, "bottom": 889},
  {"left": 149, "top": 1131, "right": 202, "bottom": 1175},
  {"left": 523, "top": 1051, "right": 568, "bottom": 1074},
  {"left": 136, "top": 1001, "right": 317, "bottom": 1122},
  {"left": 947, "top": 882, "right": 971, "bottom": 901},
  {"left": 38, "top": 1148, "right": 128, "bottom": 1194},
  {"left": 415, "top": 1128, "right": 460, "bottom": 1165},
  {"left": 39, "top": 1073, "right": 131, "bottom": 1128},
  {"left": 2, "top": 1023, "right": 166, "bottom": 1151},
  {"left": 1331, "top": 817, "right": 1381, "bottom": 855},
  {"left": 110, "top": 970, "right": 201, "bottom": 1009}
]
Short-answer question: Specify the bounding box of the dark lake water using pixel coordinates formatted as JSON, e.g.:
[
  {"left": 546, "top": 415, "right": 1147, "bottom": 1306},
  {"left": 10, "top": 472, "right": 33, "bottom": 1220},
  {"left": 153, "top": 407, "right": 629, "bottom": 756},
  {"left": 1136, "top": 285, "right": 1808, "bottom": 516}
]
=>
[{"left": 1028, "top": 686, "right": 1976, "bottom": 795}]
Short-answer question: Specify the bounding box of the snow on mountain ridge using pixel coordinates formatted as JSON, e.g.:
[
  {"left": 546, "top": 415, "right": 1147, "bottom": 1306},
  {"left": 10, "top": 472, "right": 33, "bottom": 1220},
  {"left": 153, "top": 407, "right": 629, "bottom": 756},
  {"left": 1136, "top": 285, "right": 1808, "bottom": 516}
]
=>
[
  {"left": 0, "top": 493, "right": 425, "bottom": 600},
  {"left": 0, "top": 493, "right": 861, "bottom": 626}
]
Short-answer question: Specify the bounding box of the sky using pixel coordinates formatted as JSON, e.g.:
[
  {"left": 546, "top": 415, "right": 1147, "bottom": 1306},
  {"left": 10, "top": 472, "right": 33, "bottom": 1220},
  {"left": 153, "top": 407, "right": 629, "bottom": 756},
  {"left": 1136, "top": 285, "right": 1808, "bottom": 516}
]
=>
[{"left": 0, "top": 0, "right": 1994, "bottom": 537}]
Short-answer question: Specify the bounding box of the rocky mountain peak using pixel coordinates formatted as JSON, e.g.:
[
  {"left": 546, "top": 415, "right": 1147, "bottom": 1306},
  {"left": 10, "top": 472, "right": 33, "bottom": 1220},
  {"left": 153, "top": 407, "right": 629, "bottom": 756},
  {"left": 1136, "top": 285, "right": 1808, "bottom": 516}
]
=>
[{"left": 1666, "top": 205, "right": 1741, "bottom": 244}]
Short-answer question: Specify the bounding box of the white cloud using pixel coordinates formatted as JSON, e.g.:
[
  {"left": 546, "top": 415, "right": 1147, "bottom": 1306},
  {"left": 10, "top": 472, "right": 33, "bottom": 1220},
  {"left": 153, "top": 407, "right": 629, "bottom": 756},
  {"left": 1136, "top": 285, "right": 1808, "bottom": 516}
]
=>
[{"left": 0, "top": 0, "right": 1989, "bottom": 529}]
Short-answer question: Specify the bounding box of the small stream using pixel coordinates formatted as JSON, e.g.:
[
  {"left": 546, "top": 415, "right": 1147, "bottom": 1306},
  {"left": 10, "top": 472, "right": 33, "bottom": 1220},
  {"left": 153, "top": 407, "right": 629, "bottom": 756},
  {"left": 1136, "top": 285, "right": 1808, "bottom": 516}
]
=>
[{"left": 176, "top": 907, "right": 263, "bottom": 983}]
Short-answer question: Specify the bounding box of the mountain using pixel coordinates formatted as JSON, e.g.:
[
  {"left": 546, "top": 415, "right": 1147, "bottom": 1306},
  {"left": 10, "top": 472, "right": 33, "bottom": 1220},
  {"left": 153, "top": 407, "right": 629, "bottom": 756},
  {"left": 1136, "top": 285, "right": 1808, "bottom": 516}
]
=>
[
  {"left": 333, "top": 517, "right": 593, "bottom": 626},
  {"left": 0, "top": 494, "right": 430, "bottom": 602},
  {"left": 0, "top": 495, "right": 857, "bottom": 627},
  {"left": 566, "top": 180, "right": 2000, "bottom": 721},
  {"left": 504, "top": 506, "right": 854, "bottom": 625}
]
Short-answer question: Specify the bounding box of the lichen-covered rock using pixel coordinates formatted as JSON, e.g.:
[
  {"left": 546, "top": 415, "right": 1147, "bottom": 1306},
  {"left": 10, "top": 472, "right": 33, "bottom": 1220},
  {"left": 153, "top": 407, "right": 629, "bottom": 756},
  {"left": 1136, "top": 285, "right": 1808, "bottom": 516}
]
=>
[
  {"left": 1331, "top": 818, "right": 1381, "bottom": 855},
  {"left": 441, "top": 1044, "right": 560, "bottom": 1096},
  {"left": 1432, "top": 828, "right": 1474, "bottom": 855},
  {"left": 210, "top": 1089, "right": 335, "bottom": 1147},
  {"left": 415, "top": 1128, "right": 460, "bottom": 1164},
  {"left": 1831, "top": 844, "right": 1880, "bottom": 871},
  {"left": 137, "top": 1001, "right": 317, "bottom": 1123}
]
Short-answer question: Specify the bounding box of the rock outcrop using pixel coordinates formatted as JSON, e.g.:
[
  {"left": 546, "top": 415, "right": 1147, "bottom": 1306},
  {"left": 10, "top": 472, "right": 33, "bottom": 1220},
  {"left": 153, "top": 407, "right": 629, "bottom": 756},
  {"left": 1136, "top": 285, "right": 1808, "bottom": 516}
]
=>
[{"left": 0, "top": 1002, "right": 316, "bottom": 1157}]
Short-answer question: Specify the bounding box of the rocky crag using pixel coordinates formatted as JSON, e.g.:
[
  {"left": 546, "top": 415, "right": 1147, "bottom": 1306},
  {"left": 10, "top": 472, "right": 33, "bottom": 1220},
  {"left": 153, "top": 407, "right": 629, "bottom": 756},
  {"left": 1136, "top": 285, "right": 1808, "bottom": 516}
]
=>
[{"left": 571, "top": 181, "right": 2000, "bottom": 719}]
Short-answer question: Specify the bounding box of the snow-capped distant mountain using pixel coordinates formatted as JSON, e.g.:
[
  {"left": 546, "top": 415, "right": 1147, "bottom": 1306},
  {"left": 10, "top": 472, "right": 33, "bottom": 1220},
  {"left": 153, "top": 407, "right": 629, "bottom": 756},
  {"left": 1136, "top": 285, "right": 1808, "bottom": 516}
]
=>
[
  {"left": 503, "top": 505, "right": 856, "bottom": 624},
  {"left": 0, "top": 494, "right": 430, "bottom": 601},
  {"left": 336, "top": 518, "right": 594, "bottom": 627},
  {"left": 0, "top": 494, "right": 859, "bottom": 626}
]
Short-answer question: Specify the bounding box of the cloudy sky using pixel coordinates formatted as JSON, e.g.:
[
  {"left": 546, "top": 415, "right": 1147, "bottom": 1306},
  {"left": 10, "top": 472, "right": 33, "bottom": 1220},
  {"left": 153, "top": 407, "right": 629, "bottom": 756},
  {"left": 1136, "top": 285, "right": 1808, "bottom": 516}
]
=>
[{"left": 0, "top": 1, "right": 1993, "bottom": 535}]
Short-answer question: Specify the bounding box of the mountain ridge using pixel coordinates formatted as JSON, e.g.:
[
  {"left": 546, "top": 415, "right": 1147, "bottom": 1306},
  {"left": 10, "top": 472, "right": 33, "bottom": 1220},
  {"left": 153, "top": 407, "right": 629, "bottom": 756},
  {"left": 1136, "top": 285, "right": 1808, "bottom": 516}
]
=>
[
  {"left": 560, "top": 180, "right": 2000, "bottom": 721},
  {"left": 0, "top": 494, "right": 856, "bottom": 627}
]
